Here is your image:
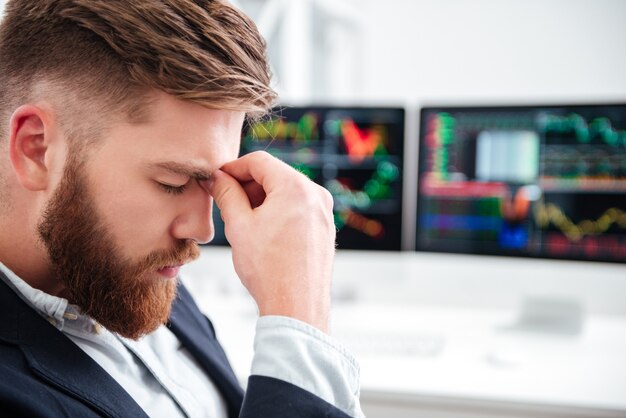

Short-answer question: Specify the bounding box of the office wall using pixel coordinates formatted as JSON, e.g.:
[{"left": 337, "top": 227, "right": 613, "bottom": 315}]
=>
[
  {"left": 235, "top": 0, "right": 626, "bottom": 105},
  {"left": 354, "top": 0, "right": 626, "bottom": 104}
]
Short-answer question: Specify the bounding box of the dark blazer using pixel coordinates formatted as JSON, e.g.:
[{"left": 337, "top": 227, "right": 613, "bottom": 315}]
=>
[{"left": 0, "top": 272, "right": 351, "bottom": 417}]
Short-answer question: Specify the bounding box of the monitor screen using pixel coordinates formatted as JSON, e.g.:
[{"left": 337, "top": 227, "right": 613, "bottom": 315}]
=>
[
  {"left": 210, "top": 106, "right": 405, "bottom": 251},
  {"left": 416, "top": 104, "right": 626, "bottom": 262}
]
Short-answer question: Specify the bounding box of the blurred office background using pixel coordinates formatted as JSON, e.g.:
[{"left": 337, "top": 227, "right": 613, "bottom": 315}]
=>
[{"left": 2, "top": 1, "right": 625, "bottom": 417}]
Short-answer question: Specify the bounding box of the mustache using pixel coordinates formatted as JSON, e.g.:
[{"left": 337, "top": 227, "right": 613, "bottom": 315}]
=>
[{"left": 131, "top": 240, "right": 201, "bottom": 276}]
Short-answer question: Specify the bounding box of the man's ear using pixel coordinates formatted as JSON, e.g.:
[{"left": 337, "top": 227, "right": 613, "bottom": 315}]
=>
[{"left": 9, "top": 105, "right": 54, "bottom": 191}]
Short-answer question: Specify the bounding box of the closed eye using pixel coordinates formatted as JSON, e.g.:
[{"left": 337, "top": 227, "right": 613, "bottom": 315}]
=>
[{"left": 158, "top": 182, "right": 189, "bottom": 195}]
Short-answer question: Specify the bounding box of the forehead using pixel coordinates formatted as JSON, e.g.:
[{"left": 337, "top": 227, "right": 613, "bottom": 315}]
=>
[
  {"left": 135, "top": 91, "right": 246, "bottom": 138},
  {"left": 103, "top": 91, "right": 246, "bottom": 167}
]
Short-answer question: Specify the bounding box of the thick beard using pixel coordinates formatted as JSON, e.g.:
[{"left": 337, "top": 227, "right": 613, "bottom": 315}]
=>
[{"left": 37, "top": 155, "right": 200, "bottom": 339}]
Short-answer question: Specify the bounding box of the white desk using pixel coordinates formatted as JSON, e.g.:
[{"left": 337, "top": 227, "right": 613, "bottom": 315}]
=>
[{"left": 181, "top": 247, "right": 626, "bottom": 418}]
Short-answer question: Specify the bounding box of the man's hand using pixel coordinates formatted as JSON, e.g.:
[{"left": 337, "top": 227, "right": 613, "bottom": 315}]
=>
[{"left": 207, "top": 151, "right": 336, "bottom": 333}]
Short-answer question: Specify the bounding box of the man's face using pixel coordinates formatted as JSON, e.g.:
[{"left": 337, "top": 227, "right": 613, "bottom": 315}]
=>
[{"left": 38, "top": 92, "right": 244, "bottom": 339}]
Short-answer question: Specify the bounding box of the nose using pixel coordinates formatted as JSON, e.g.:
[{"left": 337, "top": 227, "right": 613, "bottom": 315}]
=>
[{"left": 171, "top": 192, "right": 215, "bottom": 245}]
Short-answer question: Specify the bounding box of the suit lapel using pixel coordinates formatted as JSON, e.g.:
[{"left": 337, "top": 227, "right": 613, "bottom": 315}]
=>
[
  {"left": 0, "top": 275, "right": 148, "bottom": 418},
  {"left": 168, "top": 284, "right": 244, "bottom": 418},
  {"left": 0, "top": 271, "right": 244, "bottom": 418}
]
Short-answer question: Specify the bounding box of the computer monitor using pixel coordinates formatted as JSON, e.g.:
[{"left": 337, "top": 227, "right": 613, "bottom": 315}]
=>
[
  {"left": 210, "top": 105, "right": 405, "bottom": 251},
  {"left": 415, "top": 104, "right": 626, "bottom": 263}
]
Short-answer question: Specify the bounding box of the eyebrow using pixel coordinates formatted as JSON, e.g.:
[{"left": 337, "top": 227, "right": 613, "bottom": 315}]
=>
[{"left": 148, "top": 161, "right": 212, "bottom": 181}]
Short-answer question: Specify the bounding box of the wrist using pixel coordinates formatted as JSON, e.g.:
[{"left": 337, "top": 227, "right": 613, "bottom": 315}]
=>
[{"left": 259, "top": 299, "right": 330, "bottom": 334}]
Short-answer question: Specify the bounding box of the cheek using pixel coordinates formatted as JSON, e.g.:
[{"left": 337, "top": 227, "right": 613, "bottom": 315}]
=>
[{"left": 94, "top": 177, "right": 175, "bottom": 254}]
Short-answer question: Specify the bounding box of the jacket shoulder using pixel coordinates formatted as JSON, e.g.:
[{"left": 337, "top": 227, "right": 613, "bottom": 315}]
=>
[{"left": 0, "top": 342, "right": 107, "bottom": 418}]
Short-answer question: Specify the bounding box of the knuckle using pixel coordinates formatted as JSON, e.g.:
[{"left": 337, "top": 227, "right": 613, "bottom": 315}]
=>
[
  {"left": 249, "top": 150, "right": 273, "bottom": 163},
  {"left": 285, "top": 170, "right": 309, "bottom": 192},
  {"left": 250, "top": 150, "right": 268, "bottom": 158},
  {"left": 301, "top": 190, "right": 319, "bottom": 207},
  {"left": 290, "top": 179, "right": 334, "bottom": 214},
  {"left": 320, "top": 187, "right": 334, "bottom": 210}
]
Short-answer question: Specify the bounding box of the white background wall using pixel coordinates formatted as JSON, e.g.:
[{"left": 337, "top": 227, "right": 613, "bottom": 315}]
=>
[
  {"left": 354, "top": 0, "right": 626, "bottom": 104},
  {"left": 235, "top": 0, "right": 626, "bottom": 105}
]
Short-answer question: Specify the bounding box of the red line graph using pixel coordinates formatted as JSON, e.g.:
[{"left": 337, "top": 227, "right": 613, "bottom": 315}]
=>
[{"left": 340, "top": 119, "right": 387, "bottom": 162}]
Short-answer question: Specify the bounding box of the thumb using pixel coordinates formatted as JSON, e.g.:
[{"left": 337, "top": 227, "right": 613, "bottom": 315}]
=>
[{"left": 205, "top": 169, "right": 252, "bottom": 224}]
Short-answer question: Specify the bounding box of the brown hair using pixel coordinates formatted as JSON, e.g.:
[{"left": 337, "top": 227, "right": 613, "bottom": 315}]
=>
[{"left": 0, "top": 0, "right": 276, "bottom": 145}]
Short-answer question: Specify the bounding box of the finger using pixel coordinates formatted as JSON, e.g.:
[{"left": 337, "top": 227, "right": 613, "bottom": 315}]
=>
[
  {"left": 205, "top": 169, "right": 252, "bottom": 224},
  {"left": 220, "top": 151, "right": 300, "bottom": 194}
]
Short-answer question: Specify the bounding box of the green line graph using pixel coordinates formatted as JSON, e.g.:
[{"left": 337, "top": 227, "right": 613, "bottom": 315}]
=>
[{"left": 538, "top": 113, "right": 626, "bottom": 146}]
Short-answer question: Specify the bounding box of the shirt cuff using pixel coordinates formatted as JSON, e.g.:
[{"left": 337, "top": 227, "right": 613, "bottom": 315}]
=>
[{"left": 251, "top": 315, "right": 364, "bottom": 418}]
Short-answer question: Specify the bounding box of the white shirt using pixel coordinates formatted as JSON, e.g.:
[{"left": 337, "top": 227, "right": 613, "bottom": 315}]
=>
[{"left": 0, "top": 262, "right": 364, "bottom": 418}]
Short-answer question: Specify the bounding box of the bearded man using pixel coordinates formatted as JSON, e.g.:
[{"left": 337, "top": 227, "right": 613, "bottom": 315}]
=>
[{"left": 0, "top": 1, "right": 363, "bottom": 417}]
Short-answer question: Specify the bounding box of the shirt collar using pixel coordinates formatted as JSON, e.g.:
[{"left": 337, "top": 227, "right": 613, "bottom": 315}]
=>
[{"left": 0, "top": 262, "right": 101, "bottom": 334}]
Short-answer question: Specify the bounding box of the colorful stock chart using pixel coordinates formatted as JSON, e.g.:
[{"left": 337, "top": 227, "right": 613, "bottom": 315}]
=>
[
  {"left": 416, "top": 105, "right": 626, "bottom": 262},
  {"left": 210, "top": 106, "right": 405, "bottom": 250}
]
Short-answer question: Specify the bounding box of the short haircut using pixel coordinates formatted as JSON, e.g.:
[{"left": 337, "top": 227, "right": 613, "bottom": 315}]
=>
[{"left": 0, "top": 0, "right": 277, "bottom": 145}]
